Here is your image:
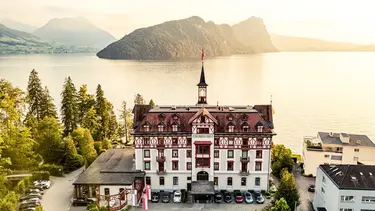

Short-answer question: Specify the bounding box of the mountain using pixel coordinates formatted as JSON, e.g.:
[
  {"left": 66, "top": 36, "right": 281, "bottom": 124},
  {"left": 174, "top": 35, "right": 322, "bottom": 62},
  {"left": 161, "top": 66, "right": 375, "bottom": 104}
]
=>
[
  {"left": 34, "top": 17, "right": 116, "bottom": 49},
  {"left": 97, "top": 16, "right": 276, "bottom": 60},
  {"left": 232, "top": 17, "right": 276, "bottom": 53},
  {"left": 0, "top": 24, "right": 97, "bottom": 54},
  {"left": 1, "top": 18, "right": 37, "bottom": 33},
  {"left": 270, "top": 34, "right": 363, "bottom": 51}
]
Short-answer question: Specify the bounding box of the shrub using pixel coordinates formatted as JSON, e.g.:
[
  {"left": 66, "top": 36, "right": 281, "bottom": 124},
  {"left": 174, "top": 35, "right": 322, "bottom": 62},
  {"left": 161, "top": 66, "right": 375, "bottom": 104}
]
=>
[
  {"left": 123, "top": 205, "right": 133, "bottom": 211},
  {"left": 15, "top": 180, "right": 26, "bottom": 194},
  {"left": 39, "top": 164, "right": 63, "bottom": 177},
  {"left": 63, "top": 154, "right": 85, "bottom": 173},
  {"left": 32, "top": 171, "right": 50, "bottom": 180},
  {"left": 93, "top": 142, "right": 102, "bottom": 155},
  {"left": 87, "top": 203, "right": 98, "bottom": 211},
  {"left": 23, "top": 176, "right": 33, "bottom": 188}
]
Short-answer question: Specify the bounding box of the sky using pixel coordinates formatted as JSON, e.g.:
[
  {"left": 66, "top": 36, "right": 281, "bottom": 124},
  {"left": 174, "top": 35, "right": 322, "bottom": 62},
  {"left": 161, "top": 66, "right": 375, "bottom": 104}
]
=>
[{"left": 2, "top": 0, "right": 375, "bottom": 44}]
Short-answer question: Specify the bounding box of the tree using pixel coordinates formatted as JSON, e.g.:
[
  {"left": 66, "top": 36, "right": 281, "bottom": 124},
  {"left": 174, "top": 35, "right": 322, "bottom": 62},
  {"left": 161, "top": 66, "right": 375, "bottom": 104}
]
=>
[
  {"left": 134, "top": 93, "right": 146, "bottom": 104},
  {"left": 271, "top": 198, "right": 291, "bottom": 211},
  {"left": 77, "top": 84, "right": 95, "bottom": 125},
  {"left": 275, "top": 171, "right": 300, "bottom": 210},
  {"left": 26, "top": 69, "right": 44, "bottom": 121},
  {"left": 62, "top": 135, "right": 84, "bottom": 172},
  {"left": 71, "top": 128, "right": 97, "bottom": 164},
  {"left": 119, "top": 101, "right": 133, "bottom": 145},
  {"left": 61, "top": 77, "right": 78, "bottom": 136},
  {"left": 107, "top": 101, "right": 118, "bottom": 140},
  {"left": 95, "top": 84, "right": 109, "bottom": 140},
  {"left": 34, "top": 117, "right": 64, "bottom": 164},
  {"left": 101, "top": 139, "right": 112, "bottom": 150},
  {"left": 149, "top": 99, "right": 155, "bottom": 107},
  {"left": 271, "top": 144, "right": 294, "bottom": 178},
  {"left": 82, "top": 106, "right": 100, "bottom": 136},
  {"left": 0, "top": 80, "right": 38, "bottom": 170},
  {"left": 40, "top": 86, "right": 58, "bottom": 120}
]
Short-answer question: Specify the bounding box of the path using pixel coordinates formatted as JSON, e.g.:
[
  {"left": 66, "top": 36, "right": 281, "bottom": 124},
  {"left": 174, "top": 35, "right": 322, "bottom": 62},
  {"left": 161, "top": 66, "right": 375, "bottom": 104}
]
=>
[{"left": 41, "top": 167, "right": 84, "bottom": 211}]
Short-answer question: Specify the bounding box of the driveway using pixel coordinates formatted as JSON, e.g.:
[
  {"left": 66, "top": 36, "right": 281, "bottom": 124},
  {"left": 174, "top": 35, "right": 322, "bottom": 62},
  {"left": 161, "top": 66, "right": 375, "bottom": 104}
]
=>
[
  {"left": 41, "top": 167, "right": 84, "bottom": 211},
  {"left": 294, "top": 167, "right": 315, "bottom": 211}
]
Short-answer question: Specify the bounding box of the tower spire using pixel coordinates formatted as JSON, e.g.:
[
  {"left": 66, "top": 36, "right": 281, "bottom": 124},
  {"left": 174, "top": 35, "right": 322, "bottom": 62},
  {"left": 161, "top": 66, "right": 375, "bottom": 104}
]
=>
[{"left": 197, "top": 48, "right": 208, "bottom": 105}]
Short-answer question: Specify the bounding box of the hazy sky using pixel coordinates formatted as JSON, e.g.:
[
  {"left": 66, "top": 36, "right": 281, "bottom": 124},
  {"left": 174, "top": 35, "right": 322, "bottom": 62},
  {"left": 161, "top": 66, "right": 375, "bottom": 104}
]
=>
[{"left": 2, "top": 0, "right": 375, "bottom": 44}]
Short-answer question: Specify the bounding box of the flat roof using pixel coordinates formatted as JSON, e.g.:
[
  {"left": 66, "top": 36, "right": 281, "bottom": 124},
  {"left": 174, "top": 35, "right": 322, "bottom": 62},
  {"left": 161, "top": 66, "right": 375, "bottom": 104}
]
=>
[
  {"left": 320, "top": 164, "right": 375, "bottom": 190},
  {"left": 191, "top": 181, "right": 215, "bottom": 195},
  {"left": 318, "top": 132, "right": 375, "bottom": 147},
  {"left": 73, "top": 148, "right": 144, "bottom": 185},
  {"left": 149, "top": 105, "right": 259, "bottom": 113}
]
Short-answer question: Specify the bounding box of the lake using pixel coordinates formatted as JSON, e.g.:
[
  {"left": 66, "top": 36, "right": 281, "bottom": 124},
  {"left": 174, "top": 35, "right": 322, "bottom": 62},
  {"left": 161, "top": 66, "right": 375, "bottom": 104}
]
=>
[{"left": 1, "top": 52, "right": 375, "bottom": 154}]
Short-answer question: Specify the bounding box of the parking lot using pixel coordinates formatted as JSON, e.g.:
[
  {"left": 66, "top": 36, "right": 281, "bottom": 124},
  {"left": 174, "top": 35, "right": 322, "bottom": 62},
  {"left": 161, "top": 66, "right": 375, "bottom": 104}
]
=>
[{"left": 294, "top": 168, "right": 315, "bottom": 211}]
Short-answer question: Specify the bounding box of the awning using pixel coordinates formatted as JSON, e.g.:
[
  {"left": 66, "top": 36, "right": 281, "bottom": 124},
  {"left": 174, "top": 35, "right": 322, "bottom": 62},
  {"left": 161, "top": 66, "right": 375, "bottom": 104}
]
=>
[
  {"left": 194, "top": 141, "right": 212, "bottom": 145},
  {"left": 191, "top": 181, "right": 214, "bottom": 195}
]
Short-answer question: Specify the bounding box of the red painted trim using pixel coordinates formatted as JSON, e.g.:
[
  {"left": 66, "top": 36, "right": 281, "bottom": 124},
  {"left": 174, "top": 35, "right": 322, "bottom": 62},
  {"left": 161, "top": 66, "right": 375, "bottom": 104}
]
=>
[
  {"left": 194, "top": 141, "right": 212, "bottom": 145},
  {"left": 255, "top": 161, "right": 262, "bottom": 171},
  {"left": 144, "top": 150, "right": 150, "bottom": 158},
  {"left": 172, "top": 160, "right": 179, "bottom": 170},
  {"left": 256, "top": 150, "right": 262, "bottom": 159},
  {"left": 144, "top": 161, "right": 151, "bottom": 170},
  {"left": 172, "top": 149, "right": 178, "bottom": 158}
]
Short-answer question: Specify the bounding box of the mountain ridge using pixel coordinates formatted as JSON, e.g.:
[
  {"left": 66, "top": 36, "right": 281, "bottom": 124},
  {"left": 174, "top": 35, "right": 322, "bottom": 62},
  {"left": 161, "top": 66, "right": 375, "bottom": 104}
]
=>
[
  {"left": 97, "top": 16, "right": 277, "bottom": 60},
  {"left": 33, "top": 17, "right": 116, "bottom": 49}
]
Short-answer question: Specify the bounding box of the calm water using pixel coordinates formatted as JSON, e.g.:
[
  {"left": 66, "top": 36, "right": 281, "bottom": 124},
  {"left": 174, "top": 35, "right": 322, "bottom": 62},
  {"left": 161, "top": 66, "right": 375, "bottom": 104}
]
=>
[{"left": 1, "top": 52, "right": 375, "bottom": 154}]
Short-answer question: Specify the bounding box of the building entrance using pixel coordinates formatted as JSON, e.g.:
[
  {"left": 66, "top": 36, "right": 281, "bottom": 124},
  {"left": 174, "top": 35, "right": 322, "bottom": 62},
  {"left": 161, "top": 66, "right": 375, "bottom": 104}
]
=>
[{"left": 197, "top": 171, "right": 209, "bottom": 181}]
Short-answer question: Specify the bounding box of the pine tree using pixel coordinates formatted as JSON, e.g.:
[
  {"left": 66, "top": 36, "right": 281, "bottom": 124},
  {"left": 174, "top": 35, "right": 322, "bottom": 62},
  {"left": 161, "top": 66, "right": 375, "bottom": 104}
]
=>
[
  {"left": 82, "top": 106, "right": 100, "bottom": 136},
  {"left": 275, "top": 171, "right": 300, "bottom": 210},
  {"left": 107, "top": 101, "right": 118, "bottom": 140},
  {"left": 77, "top": 84, "right": 95, "bottom": 125},
  {"left": 61, "top": 77, "right": 78, "bottom": 136},
  {"left": 271, "top": 198, "right": 291, "bottom": 211},
  {"left": 149, "top": 99, "right": 155, "bottom": 107},
  {"left": 71, "top": 128, "right": 97, "bottom": 164},
  {"left": 134, "top": 93, "right": 146, "bottom": 104},
  {"left": 40, "top": 86, "right": 58, "bottom": 120},
  {"left": 26, "top": 69, "right": 44, "bottom": 120},
  {"left": 119, "top": 101, "right": 133, "bottom": 145},
  {"left": 95, "top": 84, "right": 109, "bottom": 140}
]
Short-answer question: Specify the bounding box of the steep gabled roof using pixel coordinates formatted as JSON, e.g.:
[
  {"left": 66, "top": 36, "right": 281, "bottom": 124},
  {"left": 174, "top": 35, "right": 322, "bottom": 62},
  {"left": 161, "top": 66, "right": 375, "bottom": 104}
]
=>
[{"left": 188, "top": 108, "right": 218, "bottom": 124}]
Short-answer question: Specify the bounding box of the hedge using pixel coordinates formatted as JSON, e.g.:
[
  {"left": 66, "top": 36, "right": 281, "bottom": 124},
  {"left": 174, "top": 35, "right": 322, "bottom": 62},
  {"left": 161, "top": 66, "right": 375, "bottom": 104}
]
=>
[
  {"left": 63, "top": 154, "right": 85, "bottom": 173},
  {"left": 39, "top": 164, "right": 63, "bottom": 177},
  {"left": 32, "top": 171, "right": 50, "bottom": 180}
]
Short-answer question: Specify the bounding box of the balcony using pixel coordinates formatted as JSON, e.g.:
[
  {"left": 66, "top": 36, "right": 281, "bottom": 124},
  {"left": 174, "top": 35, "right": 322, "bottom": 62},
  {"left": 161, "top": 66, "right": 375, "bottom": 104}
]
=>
[
  {"left": 156, "top": 156, "right": 165, "bottom": 163},
  {"left": 240, "top": 156, "right": 250, "bottom": 163},
  {"left": 157, "top": 169, "right": 167, "bottom": 175},
  {"left": 239, "top": 170, "right": 250, "bottom": 176}
]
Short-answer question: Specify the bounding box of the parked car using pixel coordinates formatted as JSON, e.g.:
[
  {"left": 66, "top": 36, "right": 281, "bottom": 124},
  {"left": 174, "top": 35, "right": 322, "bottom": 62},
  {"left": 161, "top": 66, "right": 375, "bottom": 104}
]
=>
[
  {"left": 234, "top": 190, "right": 243, "bottom": 203},
  {"left": 173, "top": 191, "right": 182, "bottom": 203},
  {"left": 20, "top": 207, "right": 37, "bottom": 211},
  {"left": 72, "top": 198, "right": 94, "bottom": 206},
  {"left": 19, "top": 201, "right": 40, "bottom": 209},
  {"left": 161, "top": 193, "right": 170, "bottom": 203},
  {"left": 255, "top": 192, "right": 265, "bottom": 204},
  {"left": 28, "top": 193, "right": 42, "bottom": 199},
  {"left": 31, "top": 184, "right": 45, "bottom": 191},
  {"left": 26, "top": 188, "right": 43, "bottom": 195},
  {"left": 33, "top": 180, "right": 51, "bottom": 189},
  {"left": 214, "top": 192, "right": 222, "bottom": 203},
  {"left": 223, "top": 191, "right": 232, "bottom": 203},
  {"left": 308, "top": 185, "right": 315, "bottom": 192},
  {"left": 244, "top": 191, "right": 253, "bottom": 204},
  {"left": 151, "top": 192, "right": 159, "bottom": 203}
]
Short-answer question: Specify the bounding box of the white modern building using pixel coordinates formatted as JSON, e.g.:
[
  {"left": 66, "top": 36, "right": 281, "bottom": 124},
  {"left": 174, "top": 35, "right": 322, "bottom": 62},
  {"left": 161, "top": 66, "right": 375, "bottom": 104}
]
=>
[
  {"left": 302, "top": 132, "right": 375, "bottom": 177},
  {"left": 73, "top": 148, "right": 145, "bottom": 209},
  {"left": 132, "top": 60, "right": 276, "bottom": 201},
  {"left": 313, "top": 164, "right": 375, "bottom": 211}
]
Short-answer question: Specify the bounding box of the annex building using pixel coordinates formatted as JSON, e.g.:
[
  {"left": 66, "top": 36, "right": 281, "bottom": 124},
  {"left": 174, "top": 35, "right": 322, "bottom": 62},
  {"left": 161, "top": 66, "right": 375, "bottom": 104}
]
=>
[{"left": 132, "top": 57, "right": 276, "bottom": 201}]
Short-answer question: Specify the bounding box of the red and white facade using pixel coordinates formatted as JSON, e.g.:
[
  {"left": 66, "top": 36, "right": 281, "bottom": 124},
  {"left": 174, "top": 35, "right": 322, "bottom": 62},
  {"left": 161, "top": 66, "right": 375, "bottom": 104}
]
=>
[{"left": 132, "top": 62, "right": 276, "bottom": 192}]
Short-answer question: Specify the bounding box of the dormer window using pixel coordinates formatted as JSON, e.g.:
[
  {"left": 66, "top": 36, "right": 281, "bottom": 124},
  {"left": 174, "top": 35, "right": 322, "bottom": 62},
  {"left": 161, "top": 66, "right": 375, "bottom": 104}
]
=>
[
  {"left": 257, "top": 126, "right": 264, "bottom": 132},
  {"left": 144, "top": 125, "right": 150, "bottom": 132},
  {"left": 158, "top": 124, "right": 164, "bottom": 132},
  {"left": 243, "top": 126, "right": 249, "bottom": 132},
  {"left": 172, "top": 124, "right": 178, "bottom": 132},
  {"left": 228, "top": 125, "right": 234, "bottom": 132}
]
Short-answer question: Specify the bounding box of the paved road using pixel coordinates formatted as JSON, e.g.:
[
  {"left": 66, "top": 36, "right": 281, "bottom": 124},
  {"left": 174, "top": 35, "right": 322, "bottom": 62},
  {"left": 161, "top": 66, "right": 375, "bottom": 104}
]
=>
[
  {"left": 41, "top": 167, "right": 84, "bottom": 211},
  {"left": 294, "top": 168, "right": 315, "bottom": 211}
]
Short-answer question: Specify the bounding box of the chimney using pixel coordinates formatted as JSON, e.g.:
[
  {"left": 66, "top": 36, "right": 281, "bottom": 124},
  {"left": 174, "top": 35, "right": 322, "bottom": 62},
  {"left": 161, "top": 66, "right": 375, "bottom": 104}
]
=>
[{"left": 340, "top": 133, "right": 350, "bottom": 144}]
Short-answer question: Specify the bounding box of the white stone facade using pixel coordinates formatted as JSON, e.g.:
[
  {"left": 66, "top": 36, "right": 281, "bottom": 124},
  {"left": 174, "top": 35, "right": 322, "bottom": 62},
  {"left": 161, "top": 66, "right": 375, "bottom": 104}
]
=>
[{"left": 302, "top": 132, "right": 375, "bottom": 177}]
